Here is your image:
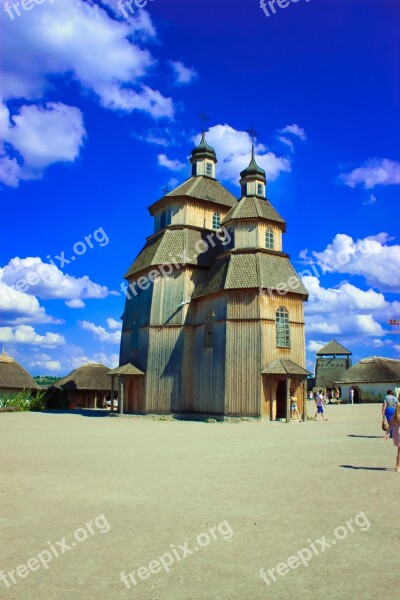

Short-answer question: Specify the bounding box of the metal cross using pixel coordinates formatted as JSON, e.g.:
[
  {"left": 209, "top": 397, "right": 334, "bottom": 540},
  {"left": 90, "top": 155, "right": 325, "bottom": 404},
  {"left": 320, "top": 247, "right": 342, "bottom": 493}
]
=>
[
  {"left": 198, "top": 112, "right": 211, "bottom": 134},
  {"left": 247, "top": 127, "right": 258, "bottom": 148},
  {"left": 162, "top": 185, "right": 170, "bottom": 195}
]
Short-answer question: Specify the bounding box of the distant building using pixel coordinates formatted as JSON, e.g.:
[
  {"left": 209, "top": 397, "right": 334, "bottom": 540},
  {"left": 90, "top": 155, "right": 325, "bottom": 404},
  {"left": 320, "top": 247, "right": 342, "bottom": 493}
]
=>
[
  {"left": 0, "top": 351, "right": 41, "bottom": 396},
  {"left": 334, "top": 357, "right": 400, "bottom": 403},
  {"left": 314, "top": 339, "right": 352, "bottom": 390},
  {"left": 55, "top": 363, "right": 110, "bottom": 409},
  {"left": 112, "top": 133, "right": 310, "bottom": 420}
]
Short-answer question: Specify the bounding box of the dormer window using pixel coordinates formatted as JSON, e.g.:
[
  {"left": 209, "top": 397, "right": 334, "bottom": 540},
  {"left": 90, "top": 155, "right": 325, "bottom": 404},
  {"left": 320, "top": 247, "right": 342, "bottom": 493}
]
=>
[
  {"left": 160, "top": 211, "right": 166, "bottom": 229},
  {"left": 206, "top": 162, "right": 213, "bottom": 176},
  {"left": 265, "top": 227, "right": 274, "bottom": 249},
  {"left": 212, "top": 212, "right": 221, "bottom": 229}
]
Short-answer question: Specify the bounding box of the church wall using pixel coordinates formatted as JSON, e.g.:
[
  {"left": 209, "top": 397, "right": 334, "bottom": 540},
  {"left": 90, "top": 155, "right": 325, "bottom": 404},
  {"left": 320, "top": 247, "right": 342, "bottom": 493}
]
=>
[
  {"left": 225, "top": 320, "right": 261, "bottom": 416},
  {"left": 145, "top": 325, "right": 184, "bottom": 413},
  {"left": 190, "top": 294, "right": 227, "bottom": 414}
]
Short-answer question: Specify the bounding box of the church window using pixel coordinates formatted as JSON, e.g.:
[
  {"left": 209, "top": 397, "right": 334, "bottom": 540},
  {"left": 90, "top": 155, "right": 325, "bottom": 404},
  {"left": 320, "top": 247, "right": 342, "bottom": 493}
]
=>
[
  {"left": 206, "top": 162, "right": 213, "bottom": 176},
  {"left": 204, "top": 310, "right": 215, "bottom": 348},
  {"left": 257, "top": 183, "right": 263, "bottom": 195},
  {"left": 212, "top": 212, "right": 221, "bottom": 229},
  {"left": 276, "top": 307, "right": 290, "bottom": 348},
  {"left": 241, "top": 184, "right": 247, "bottom": 197},
  {"left": 265, "top": 227, "right": 274, "bottom": 249}
]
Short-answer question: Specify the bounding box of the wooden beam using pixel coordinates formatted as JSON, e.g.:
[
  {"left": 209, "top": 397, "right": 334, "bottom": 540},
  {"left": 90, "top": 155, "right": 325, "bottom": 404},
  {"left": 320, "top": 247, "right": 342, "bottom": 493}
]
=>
[
  {"left": 110, "top": 376, "right": 115, "bottom": 413},
  {"left": 286, "top": 377, "right": 291, "bottom": 423}
]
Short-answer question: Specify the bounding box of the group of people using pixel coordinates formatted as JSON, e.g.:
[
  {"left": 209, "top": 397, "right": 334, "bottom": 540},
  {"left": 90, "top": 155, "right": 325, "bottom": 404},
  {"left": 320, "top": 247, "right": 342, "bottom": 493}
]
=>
[{"left": 382, "top": 390, "right": 400, "bottom": 472}]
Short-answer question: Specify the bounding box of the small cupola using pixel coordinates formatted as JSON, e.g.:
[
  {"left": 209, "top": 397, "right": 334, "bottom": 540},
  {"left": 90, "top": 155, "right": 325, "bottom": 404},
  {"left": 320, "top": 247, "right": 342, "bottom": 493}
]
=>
[
  {"left": 239, "top": 144, "right": 266, "bottom": 199},
  {"left": 190, "top": 132, "right": 217, "bottom": 178}
]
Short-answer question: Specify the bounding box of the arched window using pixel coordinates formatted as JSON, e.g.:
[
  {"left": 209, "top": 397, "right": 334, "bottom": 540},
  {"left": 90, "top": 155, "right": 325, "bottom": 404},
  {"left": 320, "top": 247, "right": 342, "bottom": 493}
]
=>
[
  {"left": 212, "top": 212, "right": 221, "bottom": 229},
  {"left": 276, "top": 307, "right": 290, "bottom": 348},
  {"left": 204, "top": 310, "right": 215, "bottom": 348},
  {"left": 265, "top": 227, "right": 274, "bottom": 249}
]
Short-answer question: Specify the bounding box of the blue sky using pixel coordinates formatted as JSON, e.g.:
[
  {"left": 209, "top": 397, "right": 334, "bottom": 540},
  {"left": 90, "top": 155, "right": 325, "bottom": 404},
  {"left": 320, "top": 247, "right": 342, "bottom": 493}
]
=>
[{"left": 0, "top": 0, "right": 399, "bottom": 375}]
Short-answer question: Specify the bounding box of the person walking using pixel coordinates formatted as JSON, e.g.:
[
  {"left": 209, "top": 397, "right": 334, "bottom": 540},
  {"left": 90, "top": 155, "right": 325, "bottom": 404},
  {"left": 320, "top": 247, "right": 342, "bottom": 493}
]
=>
[
  {"left": 382, "top": 390, "right": 398, "bottom": 438},
  {"left": 314, "top": 390, "right": 328, "bottom": 421},
  {"left": 384, "top": 403, "right": 400, "bottom": 471},
  {"left": 349, "top": 388, "right": 354, "bottom": 404},
  {"left": 290, "top": 391, "right": 302, "bottom": 422}
]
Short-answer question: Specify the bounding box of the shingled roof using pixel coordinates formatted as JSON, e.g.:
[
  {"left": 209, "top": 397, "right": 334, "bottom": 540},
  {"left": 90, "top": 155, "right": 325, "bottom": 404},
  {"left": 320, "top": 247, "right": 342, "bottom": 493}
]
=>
[
  {"left": 0, "top": 353, "right": 40, "bottom": 391},
  {"left": 192, "top": 251, "right": 309, "bottom": 299},
  {"left": 56, "top": 363, "right": 110, "bottom": 391},
  {"left": 316, "top": 340, "right": 352, "bottom": 356},
  {"left": 149, "top": 176, "right": 237, "bottom": 213},
  {"left": 262, "top": 358, "right": 311, "bottom": 376},
  {"left": 222, "top": 196, "right": 286, "bottom": 230},
  {"left": 334, "top": 357, "right": 400, "bottom": 384},
  {"left": 124, "top": 228, "right": 218, "bottom": 279},
  {"left": 108, "top": 363, "right": 145, "bottom": 376}
]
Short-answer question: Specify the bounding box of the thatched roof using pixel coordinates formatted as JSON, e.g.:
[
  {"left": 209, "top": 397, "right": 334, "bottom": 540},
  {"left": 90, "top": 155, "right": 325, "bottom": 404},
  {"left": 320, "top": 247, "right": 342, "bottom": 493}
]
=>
[
  {"left": 316, "top": 339, "right": 352, "bottom": 356},
  {"left": 0, "top": 353, "right": 40, "bottom": 391},
  {"left": 56, "top": 363, "right": 110, "bottom": 391},
  {"left": 262, "top": 358, "right": 311, "bottom": 376},
  {"left": 334, "top": 357, "right": 400, "bottom": 384}
]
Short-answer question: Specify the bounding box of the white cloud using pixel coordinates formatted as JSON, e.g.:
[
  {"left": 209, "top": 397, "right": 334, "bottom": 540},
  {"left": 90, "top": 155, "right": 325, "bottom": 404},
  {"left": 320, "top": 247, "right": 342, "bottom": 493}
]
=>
[
  {"left": 30, "top": 358, "right": 62, "bottom": 372},
  {"left": 157, "top": 154, "right": 186, "bottom": 171},
  {"left": 1, "top": 1, "right": 172, "bottom": 115},
  {"left": 168, "top": 60, "right": 198, "bottom": 85},
  {"left": 277, "top": 136, "right": 294, "bottom": 152},
  {"left": 363, "top": 194, "right": 377, "bottom": 206},
  {"left": 303, "top": 275, "right": 395, "bottom": 337},
  {"left": 0, "top": 325, "right": 65, "bottom": 346},
  {"left": 106, "top": 318, "right": 122, "bottom": 330},
  {"left": 278, "top": 124, "right": 307, "bottom": 141},
  {"left": 192, "top": 124, "right": 291, "bottom": 183},
  {"left": 65, "top": 299, "right": 85, "bottom": 309},
  {"left": 0, "top": 280, "right": 59, "bottom": 325},
  {"left": 69, "top": 352, "right": 119, "bottom": 369},
  {"left": 307, "top": 340, "right": 325, "bottom": 352},
  {"left": 0, "top": 257, "right": 113, "bottom": 301},
  {"left": 340, "top": 158, "right": 400, "bottom": 189},
  {"left": 308, "top": 233, "right": 400, "bottom": 291},
  {"left": 0, "top": 101, "right": 85, "bottom": 185},
  {"left": 80, "top": 321, "right": 121, "bottom": 344}
]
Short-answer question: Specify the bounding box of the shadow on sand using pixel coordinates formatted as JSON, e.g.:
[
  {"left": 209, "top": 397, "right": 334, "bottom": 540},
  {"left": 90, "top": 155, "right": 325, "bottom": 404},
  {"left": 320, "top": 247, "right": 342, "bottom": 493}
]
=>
[
  {"left": 347, "top": 435, "right": 383, "bottom": 439},
  {"left": 42, "top": 409, "right": 110, "bottom": 418},
  {"left": 340, "top": 464, "right": 390, "bottom": 471}
]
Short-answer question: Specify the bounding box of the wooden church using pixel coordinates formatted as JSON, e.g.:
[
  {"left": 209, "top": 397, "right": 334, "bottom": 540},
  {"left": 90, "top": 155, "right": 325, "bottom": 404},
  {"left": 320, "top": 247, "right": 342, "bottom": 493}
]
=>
[{"left": 109, "top": 132, "right": 310, "bottom": 420}]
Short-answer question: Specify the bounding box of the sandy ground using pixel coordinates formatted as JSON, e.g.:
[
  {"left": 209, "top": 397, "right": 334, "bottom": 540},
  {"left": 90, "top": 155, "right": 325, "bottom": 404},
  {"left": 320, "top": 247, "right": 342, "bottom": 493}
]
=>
[{"left": 0, "top": 403, "right": 399, "bottom": 600}]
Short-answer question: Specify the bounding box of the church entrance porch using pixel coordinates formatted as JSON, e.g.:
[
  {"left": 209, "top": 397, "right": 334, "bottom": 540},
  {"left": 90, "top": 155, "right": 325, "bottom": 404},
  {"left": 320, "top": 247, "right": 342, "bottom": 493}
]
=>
[
  {"left": 262, "top": 359, "right": 311, "bottom": 422},
  {"left": 107, "top": 362, "right": 146, "bottom": 415}
]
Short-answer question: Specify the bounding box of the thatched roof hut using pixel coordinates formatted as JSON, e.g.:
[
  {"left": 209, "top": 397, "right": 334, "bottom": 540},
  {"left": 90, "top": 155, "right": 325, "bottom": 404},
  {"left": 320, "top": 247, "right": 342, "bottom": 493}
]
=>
[
  {"left": 334, "top": 357, "right": 400, "bottom": 402},
  {"left": 0, "top": 352, "right": 40, "bottom": 394},
  {"left": 335, "top": 357, "right": 400, "bottom": 384},
  {"left": 56, "top": 363, "right": 111, "bottom": 409}
]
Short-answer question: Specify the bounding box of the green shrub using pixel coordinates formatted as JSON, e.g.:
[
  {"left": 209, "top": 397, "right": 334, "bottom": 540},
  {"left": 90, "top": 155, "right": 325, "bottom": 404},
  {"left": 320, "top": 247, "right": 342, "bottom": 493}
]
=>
[
  {"left": 0, "top": 391, "right": 31, "bottom": 411},
  {"left": 0, "top": 389, "right": 46, "bottom": 411}
]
